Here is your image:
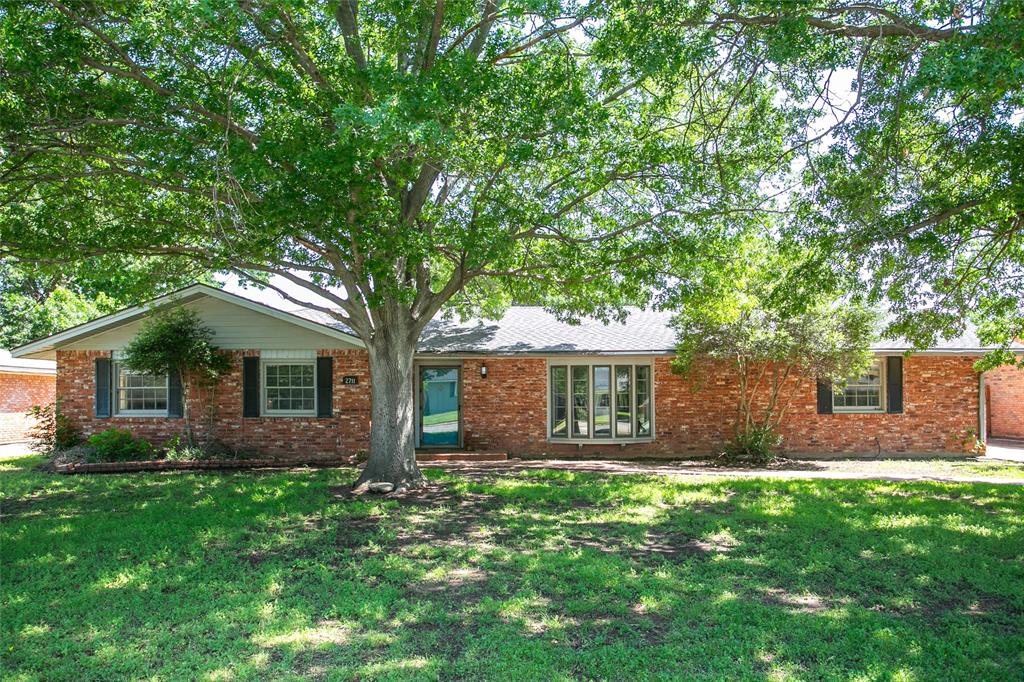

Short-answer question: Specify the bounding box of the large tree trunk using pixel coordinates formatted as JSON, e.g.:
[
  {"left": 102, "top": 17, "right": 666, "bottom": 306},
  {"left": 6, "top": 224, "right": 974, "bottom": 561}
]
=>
[{"left": 353, "top": 320, "right": 425, "bottom": 491}]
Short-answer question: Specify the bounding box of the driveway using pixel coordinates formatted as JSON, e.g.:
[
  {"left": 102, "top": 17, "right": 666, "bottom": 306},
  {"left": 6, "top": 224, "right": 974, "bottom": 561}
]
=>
[
  {"left": 985, "top": 438, "right": 1024, "bottom": 463},
  {"left": 0, "top": 442, "right": 34, "bottom": 459}
]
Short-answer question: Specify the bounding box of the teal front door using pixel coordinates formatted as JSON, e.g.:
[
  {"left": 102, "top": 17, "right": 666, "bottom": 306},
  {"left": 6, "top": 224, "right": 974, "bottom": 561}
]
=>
[{"left": 419, "top": 366, "right": 460, "bottom": 447}]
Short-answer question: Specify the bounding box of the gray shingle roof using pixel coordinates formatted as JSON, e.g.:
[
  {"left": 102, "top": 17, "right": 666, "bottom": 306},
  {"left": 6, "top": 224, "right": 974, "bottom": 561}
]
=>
[
  {"left": 294, "top": 305, "right": 1017, "bottom": 355},
  {"left": 418, "top": 307, "right": 679, "bottom": 354}
]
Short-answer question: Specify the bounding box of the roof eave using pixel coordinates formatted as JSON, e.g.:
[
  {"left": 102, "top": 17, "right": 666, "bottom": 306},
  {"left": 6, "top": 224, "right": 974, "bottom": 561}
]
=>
[{"left": 0, "top": 365, "right": 56, "bottom": 375}]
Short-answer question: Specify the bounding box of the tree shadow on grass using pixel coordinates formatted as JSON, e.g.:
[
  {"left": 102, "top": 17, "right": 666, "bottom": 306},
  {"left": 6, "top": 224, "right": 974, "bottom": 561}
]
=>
[{"left": 2, "top": 464, "right": 1023, "bottom": 680}]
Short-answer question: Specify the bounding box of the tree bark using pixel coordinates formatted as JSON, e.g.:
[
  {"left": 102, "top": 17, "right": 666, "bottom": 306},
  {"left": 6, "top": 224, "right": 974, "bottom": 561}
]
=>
[
  {"left": 353, "top": 320, "right": 425, "bottom": 491},
  {"left": 179, "top": 365, "right": 194, "bottom": 447}
]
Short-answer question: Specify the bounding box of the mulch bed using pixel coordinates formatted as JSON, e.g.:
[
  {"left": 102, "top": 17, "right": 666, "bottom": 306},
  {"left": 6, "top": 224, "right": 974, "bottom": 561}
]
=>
[{"left": 54, "top": 458, "right": 355, "bottom": 474}]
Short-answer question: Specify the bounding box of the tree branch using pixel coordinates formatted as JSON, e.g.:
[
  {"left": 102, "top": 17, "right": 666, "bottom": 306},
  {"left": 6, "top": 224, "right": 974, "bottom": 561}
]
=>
[
  {"left": 334, "top": 0, "right": 367, "bottom": 69},
  {"left": 422, "top": 0, "right": 446, "bottom": 72},
  {"left": 712, "top": 10, "right": 966, "bottom": 43}
]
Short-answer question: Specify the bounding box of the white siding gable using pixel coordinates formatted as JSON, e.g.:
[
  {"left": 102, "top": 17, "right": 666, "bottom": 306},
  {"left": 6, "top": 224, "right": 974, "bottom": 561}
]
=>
[{"left": 62, "top": 296, "right": 355, "bottom": 352}]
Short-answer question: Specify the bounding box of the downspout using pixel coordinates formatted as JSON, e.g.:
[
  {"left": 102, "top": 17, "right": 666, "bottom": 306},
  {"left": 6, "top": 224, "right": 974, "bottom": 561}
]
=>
[{"left": 978, "top": 371, "right": 987, "bottom": 447}]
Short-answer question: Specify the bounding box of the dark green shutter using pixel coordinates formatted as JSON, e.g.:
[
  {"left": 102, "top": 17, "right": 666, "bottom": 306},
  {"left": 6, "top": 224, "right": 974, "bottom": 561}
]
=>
[
  {"left": 242, "top": 357, "right": 260, "bottom": 417},
  {"left": 95, "top": 357, "right": 112, "bottom": 418},
  {"left": 816, "top": 379, "right": 833, "bottom": 415},
  {"left": 167, "top": 370, "right": 183, "bottom": 418},
  {"left": 886, "top": 356, "right": 904, "bottom": 414},
  {"left": 316, "top": 356, "right": 333, "bottom": 418}
]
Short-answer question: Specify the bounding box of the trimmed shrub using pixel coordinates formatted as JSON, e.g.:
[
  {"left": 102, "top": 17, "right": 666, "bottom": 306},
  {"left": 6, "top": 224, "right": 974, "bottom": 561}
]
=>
[
  {"left": 162, "top": 434, "right": 210, "bottom": 462},
  {"left": 87, "top": 428, "right": 153, "bottom": 462},
  {"left": 721, "top": 423, "right": 782, "bottom": 466}
]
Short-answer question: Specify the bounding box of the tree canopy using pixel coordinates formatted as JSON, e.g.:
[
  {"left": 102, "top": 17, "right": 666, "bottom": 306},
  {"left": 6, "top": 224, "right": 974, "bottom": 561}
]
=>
[
  {"left": 671, "top": 235, "right": 878, "bottom": 460},
  {"left": 0, "top": 258, "right": 206, "bottom": 349},
  {"left": 1, "top": 0, "right": 1020, "bottom": 485}
]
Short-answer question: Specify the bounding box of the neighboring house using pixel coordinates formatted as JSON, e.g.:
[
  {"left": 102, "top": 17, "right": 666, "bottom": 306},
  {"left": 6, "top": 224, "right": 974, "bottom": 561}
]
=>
[
  {"left": 11, "top": 284, "right": 1024, "bottom": 458},
  {"left": 986, "top": 365, "right": 1024, "bottom": 441},
  {"left": 0, "top": 350, "right": 56, "bottom": 444}
]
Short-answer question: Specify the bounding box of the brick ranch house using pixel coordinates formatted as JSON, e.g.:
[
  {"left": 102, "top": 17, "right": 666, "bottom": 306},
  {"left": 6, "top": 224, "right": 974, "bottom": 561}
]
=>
[
  {"left": 0, "top": 350, "right": 56, "bottom": 445},
  {"left": 11, "top": 284, "right": 1024, "bottom": 458}
]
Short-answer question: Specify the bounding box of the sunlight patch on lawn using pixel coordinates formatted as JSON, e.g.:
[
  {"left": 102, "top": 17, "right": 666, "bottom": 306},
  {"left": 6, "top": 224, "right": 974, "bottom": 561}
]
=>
[
  {"left": 254, "top": 619, "right": 351, "bottom": 649},
  {"left": 713, "top": 589, "right": 740, "bottom": 605},
  {"left": 19, "top": 623, "right": 50, "bottom": 638},
  {"left": 752, "top": 494, "right": 797, "bottom": 516},
  {"left": 359, "top": 656, "right": 434, "bottom": 677},
  {"left": 874, "top": 513, "right": 931, "bottom": 529},
  {"left": 97, "top": 568, "right": 144, "bottom": 590},
  {"left": 204, "top": 667, "right": 236, "bottom": 681}
]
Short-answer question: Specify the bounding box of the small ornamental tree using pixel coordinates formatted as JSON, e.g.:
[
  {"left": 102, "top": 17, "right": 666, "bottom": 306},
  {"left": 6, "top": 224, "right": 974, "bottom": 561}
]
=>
[
  {"left": 121, "top": 307, "right": 231, "bottom": 445},
  {"left": 670, "top": 240, "right": 878, "bottom": 462}
]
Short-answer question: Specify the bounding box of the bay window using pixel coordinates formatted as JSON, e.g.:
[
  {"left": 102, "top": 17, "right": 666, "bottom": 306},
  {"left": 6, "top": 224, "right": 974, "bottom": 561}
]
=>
[
  {"left": 571, "top": 365, "right": 589, "bottom": 437},
  {"left": 550, "top": 366, "right": 569, "bottom": 437},
  {"left": 635, "top": 365, "right": 651, "bottom": 437},
  {"left": 550, "top": 362, "right": 653, "bottom": 440},
  {"left": 615, "top": 366, "right": 632, "bottom": 437}
]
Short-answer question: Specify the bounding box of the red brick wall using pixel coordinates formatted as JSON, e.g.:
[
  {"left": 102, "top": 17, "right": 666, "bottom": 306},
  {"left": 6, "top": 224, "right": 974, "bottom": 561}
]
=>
[
  {"left": 462, "top": 358, "right": 549, "bottom": 452},
  {"left": 768, "top": 355, "right": 978, "bottom": 454},
  {"left": 987, "top": 365, "right": 1024, "bottom": 440},
  {"left": 56, "top": 349, "right": 984, "bottom": 459},
  {"left": 460, "top": 355, "right": 982, "bottom": 457},
  {"left": 56, "top": 350, "right": 370, "bottom": 459},
  {"left": 0, "top": 372, "right": 56, "bottom": 443}
]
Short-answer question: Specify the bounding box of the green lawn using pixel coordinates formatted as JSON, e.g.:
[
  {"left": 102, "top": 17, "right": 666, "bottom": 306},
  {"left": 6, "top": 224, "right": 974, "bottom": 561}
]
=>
[{"left": 2, "top": 456, "right": 1023, "bottom": 681}]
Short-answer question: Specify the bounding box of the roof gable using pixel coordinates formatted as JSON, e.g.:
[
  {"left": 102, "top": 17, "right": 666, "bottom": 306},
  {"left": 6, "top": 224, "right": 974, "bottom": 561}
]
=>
[{"left": 12, "top": 284, "right": 363, "bottom": 360}]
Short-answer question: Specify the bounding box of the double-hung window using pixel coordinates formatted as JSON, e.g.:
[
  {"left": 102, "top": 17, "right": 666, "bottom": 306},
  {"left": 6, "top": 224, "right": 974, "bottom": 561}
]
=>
[
  {"left": 549, "top": 362, "right": 652, "bottom": 440},
  {"left": 263, "top": 361, "right": 316, "bottom": 416},
  {"left": 114, "top": 363, "right": 168, "bottom": 416},
  {"left": 833, "top": 360, "right": 884, "bottom": 412}
]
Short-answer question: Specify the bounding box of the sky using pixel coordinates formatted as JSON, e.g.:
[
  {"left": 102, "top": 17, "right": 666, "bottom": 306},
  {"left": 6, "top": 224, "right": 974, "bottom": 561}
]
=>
[{"left": 219, "top": 273, "right": 345, "bottom": 311}]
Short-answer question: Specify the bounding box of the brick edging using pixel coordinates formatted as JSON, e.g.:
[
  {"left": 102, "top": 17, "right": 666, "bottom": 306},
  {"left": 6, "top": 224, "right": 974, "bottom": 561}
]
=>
[{"left": 54, "top": 458, "right": 354, "bottom": 474}]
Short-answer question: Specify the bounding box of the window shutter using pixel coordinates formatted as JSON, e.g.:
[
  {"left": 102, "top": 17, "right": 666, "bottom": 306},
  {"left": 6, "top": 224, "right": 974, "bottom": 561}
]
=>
[
  {"left": 316, "top": 356, "right": 333, "bottom": 418},
  {"left": 167, "top": 370, "right": 183, "bottom": 418},
  {"left": 886, "top": 356, "right": 904, "bottom": 414},
  {"left": 242, "top": 357, "right": 260, "bottom": 418},
  {"left": 816, "top": 379, "right": 833, "bottom": 415},
  {"left": 95, "top": 357, "right": 112, "bottom": 418}
]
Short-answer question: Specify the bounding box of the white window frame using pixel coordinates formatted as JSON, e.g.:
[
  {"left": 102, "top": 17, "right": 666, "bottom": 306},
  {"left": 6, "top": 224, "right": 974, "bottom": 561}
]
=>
[
  {"left": 261, "top": 359, "right": 317, "bottom": 417},
  {"left": 113, "top": 362, "right": 169, "bottom": 417},
  {"left": 547, "top": 359, "right": 654, "bottom": 443},
  {"left": 833, "top": 359, "right": 886, "bottom": 413}
]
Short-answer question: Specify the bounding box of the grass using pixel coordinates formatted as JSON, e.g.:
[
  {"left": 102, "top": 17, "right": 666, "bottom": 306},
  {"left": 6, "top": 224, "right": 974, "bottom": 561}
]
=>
[
  {"left": 775, "top": 457, "right": 1024, "bottom": 481},
  {"left": 421, "top": 410, "right": 458, "bottom": 427},
  {"left": 2, "top": 456, "right": 1023, "bottom": 681}
]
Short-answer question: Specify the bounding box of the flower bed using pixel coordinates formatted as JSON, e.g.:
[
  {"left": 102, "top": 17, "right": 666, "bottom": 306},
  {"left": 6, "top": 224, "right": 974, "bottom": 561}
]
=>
[{"left": 54, "top": 458, "right": 353, "bottom": 474}]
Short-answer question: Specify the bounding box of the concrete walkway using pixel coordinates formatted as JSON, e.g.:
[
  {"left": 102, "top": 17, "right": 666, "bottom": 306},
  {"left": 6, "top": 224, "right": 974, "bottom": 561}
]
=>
[
  {"left": 984, "top": 438, "right": 1024, "bottom": 463},
  {"left": 0, "top": 442, "right": 33, "bottom": 459},
  {"left": 426, "top": 457, "right": 1024, "bottom": 485}
]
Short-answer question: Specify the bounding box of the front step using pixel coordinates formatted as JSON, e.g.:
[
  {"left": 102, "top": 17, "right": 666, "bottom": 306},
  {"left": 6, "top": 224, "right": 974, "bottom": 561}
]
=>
[{"left": 416, "top": 451, "right": 508, "bottom": 463}]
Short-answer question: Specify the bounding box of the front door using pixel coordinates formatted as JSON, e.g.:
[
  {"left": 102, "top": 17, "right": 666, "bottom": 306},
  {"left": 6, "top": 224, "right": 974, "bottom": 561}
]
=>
[{"left": 419, "top": 366, "right": 461, "bottom": 447}]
